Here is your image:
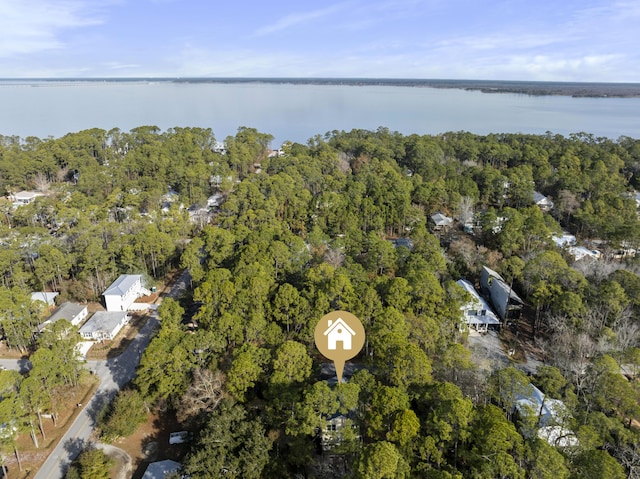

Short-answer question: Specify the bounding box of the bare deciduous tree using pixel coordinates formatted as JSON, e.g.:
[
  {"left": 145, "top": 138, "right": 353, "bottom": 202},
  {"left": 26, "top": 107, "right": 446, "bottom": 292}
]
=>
[
  {"left": 572, "top": 255, "right": 624, "bottom": 283},
  {"left": 324, "top": 247, "right": 345, "bottom": 269},
  {"left": 177, "top": 368, "right": 226, "bottom": 424},
  {"left": 612, "top": 310, "right": 640, "bottom": 352},
  {"left": 458, "top": 195, "right": 475, "bottom": 226},
  {"left": 33, "top": 172, "right": 50, "bottom": 193},
  {"left": 543, "top": 313, "right": 597, "bottom": 398},
  {"left": 556, "top": 189, "right": 580, "bottom": 222},
  {"left": 56, "top": 166, "right": 69, "bottom": 183},
  {"left": 608, "top": 443, "right": 640, "bottom": 479}
]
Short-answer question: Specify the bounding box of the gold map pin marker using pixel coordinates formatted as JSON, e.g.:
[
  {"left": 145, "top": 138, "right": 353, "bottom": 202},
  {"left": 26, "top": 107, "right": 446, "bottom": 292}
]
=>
[{"left": 314, "top": 310, "right": 365, "bottom": 383}]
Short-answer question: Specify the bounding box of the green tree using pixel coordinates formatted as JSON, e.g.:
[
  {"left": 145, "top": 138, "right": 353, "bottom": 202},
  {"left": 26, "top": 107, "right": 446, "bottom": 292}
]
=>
[
  {"left": 572, "top": 449, "right": 625, "bottom": 479},
  {"left": 179, "top": 236, "right": 205, "bottom": 286},
  {"left": 289, "top": 381, "right": 339, "bottom": 436},
  {"left": 525, "top": 438, "right": 570, "bottom": 479},
  {"left": 0, "top": 286, "right": 39, "bottom": 352},
  {"left": 367, "top": 385, "right": 411, "bottom": 441},
  {"left": 417, "top": 382, "right": 474, "bottom": 469},
  {"left": 269, "top": 340, "right": 312, "bottom": 387},
  {"left": 65, "top": 447, "right": 114, "bottom": 479},
  {"left": 0, "top": 370, "right": 23, "bottom": 473},
  {"left": 135, "top": 223, "right": 176, "bottom": 278},
  {"left": 33, "top": 244, "right": 70, "bottom": 291},
  {"left": 488, "top": 367, "right": 532, "bottom": 420},
  {"left": 37, "top": 319, "right": 84, "bottom": 388},
  {"left": 355, "top": 441, "right": 410, "bottom": 479},
  {"left": 271, "top": 283, "right": 308, "bottom": 337},
  {"left": 465, "top": 404, "right": 525, "bottom": 479},
  {"left": 227, "top": 344, "right": 269, "bottom": 401},
  {"left": 99, "top": 389, "right": 147, "bottom": 441},
  {"left": 182, "top": 400, "right": 271, "bottom": 479}
]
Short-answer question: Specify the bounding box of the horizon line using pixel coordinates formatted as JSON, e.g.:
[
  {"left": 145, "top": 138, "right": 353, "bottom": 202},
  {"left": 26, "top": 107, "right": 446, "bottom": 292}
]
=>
[{"left": 0, "top": 77, "right": 639, "bottom": 86}]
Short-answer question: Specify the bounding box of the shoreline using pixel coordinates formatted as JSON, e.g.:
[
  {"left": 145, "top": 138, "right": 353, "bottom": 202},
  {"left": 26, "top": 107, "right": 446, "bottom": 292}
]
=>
[{"left": 1, "top": 77, "right": 640, "bottom": 98}]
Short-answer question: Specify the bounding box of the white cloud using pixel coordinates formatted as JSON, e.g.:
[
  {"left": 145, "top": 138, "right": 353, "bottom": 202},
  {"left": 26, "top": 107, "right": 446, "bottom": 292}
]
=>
[
  {"left": 434, "top": 32, "right": 577, "bottom": 52},
  {"left": 103, "top": 61, "right": 141, "bottom": 71},
  {"left": 499, "top": 53, "right": 630, "bottom": 82},
  {"left": 0, "top": 0, "right": 107, "bottom": 58},
  {"left": 254, "top": 3, "right": 350, "bottom": 37}
]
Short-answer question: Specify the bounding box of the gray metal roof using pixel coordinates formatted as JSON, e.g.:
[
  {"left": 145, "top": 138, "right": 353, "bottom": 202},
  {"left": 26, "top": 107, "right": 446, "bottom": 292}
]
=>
[
  {"left": 79, "top": 311, "right": 128, "bottom": 335},
  {"left": 46, "top": 302, "right": 86, "bottom": 323},
  {"left": 103, "top": 274, "right": 142, "bottom": 296}
]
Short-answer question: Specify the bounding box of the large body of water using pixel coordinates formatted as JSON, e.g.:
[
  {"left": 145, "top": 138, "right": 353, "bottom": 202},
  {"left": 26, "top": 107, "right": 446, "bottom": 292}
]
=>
[{"left": 1, "top": 80, "right": 639, "bottom": 146}]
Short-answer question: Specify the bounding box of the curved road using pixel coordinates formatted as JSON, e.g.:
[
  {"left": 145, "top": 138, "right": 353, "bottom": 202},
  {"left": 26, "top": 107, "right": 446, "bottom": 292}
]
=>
[{"left": 31, "top": 270, "right": 190, "bottom": 479}]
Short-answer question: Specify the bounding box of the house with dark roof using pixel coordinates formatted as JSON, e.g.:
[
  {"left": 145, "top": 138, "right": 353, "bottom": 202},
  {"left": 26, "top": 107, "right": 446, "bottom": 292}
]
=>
[
  {"left": 480, "top": 266, "right": 524, "bottom": 323},
  {"left": 103, "top": 274, "right": 149, "bottom": 311}
]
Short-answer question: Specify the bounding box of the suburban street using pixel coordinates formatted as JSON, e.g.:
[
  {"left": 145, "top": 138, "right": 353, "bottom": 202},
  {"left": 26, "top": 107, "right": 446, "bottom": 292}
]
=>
[{"left": 32, "top": 270, "right": 190, "bottom": 479}]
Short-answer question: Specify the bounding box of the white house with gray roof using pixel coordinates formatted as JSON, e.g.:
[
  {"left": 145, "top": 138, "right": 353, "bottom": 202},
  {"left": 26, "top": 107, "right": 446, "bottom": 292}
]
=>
[
  {"left": 456, "top": 279, "right": 501, "bottom": 333},
  {"left": 79, "top": 311, "right": 129, "bottom": 340},
  {"left": 515, "top": 383, "right": 578, "bottom": 448},
  {"left": 37, "top": 302, "right": 88, "bottom": 333},
  {"left": 103, "top": 274, "right": 149, "bottom": 311},
  {"left": 533, "top": 191, "right": 554, "bottom": 211}
]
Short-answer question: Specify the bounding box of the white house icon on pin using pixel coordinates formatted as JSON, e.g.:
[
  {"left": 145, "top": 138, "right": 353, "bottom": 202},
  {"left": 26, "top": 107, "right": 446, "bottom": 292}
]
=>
[{"left": 323, "top": 317, "right": 356, "bottom": 350}]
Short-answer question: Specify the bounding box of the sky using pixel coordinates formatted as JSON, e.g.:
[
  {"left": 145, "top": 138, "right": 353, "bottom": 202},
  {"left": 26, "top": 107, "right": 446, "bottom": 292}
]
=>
[{"left": 0, "top": 0, "right": 638, "bottom": 82}]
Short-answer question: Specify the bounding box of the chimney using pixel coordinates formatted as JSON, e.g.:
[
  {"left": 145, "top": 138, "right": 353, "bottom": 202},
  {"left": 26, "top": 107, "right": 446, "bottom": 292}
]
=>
[{"left": 327, "top": 320, "right": 333, "bottom": 328}]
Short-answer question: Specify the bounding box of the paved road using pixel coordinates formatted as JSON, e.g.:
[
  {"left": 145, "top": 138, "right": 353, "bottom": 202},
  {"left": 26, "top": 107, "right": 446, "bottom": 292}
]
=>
[
  {"left": 0, "top": 357, "right": 31, "bottom": 373},
  {"left": 33, "top": 270, "right": 190, "bottom": 479}
]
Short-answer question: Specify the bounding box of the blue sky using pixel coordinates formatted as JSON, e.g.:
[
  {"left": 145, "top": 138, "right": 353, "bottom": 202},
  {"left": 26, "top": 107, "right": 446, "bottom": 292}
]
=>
[{"left": 1, "top": 0, "right": 638, "bottom": 81}]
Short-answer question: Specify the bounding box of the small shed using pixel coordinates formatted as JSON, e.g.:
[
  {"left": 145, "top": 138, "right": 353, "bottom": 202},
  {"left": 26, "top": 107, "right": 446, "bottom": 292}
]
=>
[
  {"left": 430, "top": 212, "right": 453, "bottom": 231},
  {"left": 79, "top": 311, "right": 129, "bottom": 341},
  {"left": 31, "top": 292, "right": 59, "bottom": 307}
]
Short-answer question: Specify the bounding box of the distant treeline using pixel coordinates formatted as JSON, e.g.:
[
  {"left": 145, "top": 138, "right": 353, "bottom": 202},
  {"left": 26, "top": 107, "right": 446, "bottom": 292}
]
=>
[{"left": 3, "top": 77, "right": 640, "bottom": 97}]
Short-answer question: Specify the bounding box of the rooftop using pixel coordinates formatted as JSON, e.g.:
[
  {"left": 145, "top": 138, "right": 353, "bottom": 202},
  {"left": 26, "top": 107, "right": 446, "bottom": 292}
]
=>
[
  {"left": 142, "top": 459, "right": 181, "bottom": 479},
  {"left": 31, "top": 291, "right": 59, "bottom": 304},
  {"left": 482, "top": 266, "right": 524, "bottom": 304},
  {"left": 45, "top": 302, "right": 86, "bottom": 323},
  {"left": 456, "top": 279, "right": 501, "bottom": 326},
  {"left": 103, "top": 274, "right": 142, "bottom": 296},
  {"left": 79, "top": 311, "right": 128, "bottom": 335}
]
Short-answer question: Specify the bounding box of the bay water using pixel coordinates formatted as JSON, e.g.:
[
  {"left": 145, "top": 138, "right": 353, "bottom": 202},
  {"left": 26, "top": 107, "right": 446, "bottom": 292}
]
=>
[{"left": 1, "top": 80, "right": 639, "bottom": 146}]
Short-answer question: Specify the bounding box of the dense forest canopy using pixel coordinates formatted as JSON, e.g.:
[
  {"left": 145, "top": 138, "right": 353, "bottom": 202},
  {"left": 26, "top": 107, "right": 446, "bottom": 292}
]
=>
[{"left": 0, "top": 126, "right": 640, "bottom": 478}]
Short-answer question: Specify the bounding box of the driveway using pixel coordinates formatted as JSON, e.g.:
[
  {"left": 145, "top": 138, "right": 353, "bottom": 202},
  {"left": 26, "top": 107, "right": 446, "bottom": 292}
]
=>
[
  {"left": 33, "top": 269, "right": 190, "bottom": 479},
  {"left": 467, "top": 329, "right": 542, "bottom": 375}
]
